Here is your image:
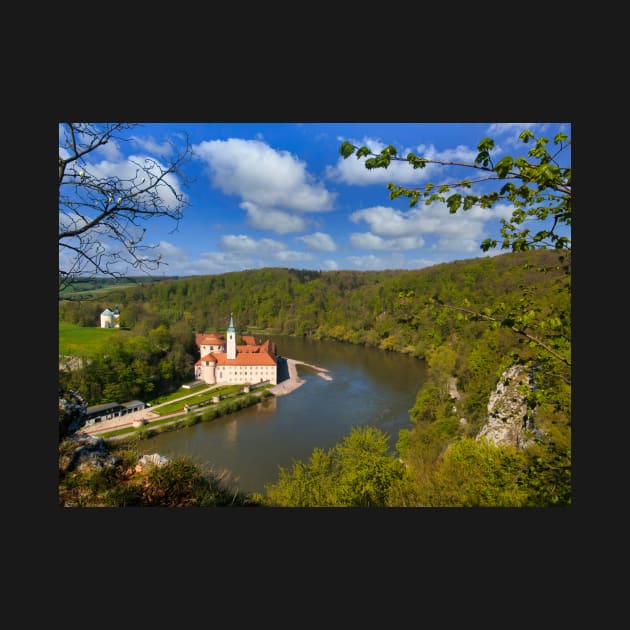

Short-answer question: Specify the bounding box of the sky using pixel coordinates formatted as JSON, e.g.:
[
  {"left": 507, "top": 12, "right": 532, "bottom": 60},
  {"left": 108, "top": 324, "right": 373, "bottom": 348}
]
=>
[{"left": 59, "top": 122, "right": 571, "bottom": 277}]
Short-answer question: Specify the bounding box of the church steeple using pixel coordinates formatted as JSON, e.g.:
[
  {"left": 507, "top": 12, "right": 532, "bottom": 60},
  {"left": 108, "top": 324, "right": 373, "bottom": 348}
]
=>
[{"left": 226, "top": 313, "right": 237, "bottom": 360}]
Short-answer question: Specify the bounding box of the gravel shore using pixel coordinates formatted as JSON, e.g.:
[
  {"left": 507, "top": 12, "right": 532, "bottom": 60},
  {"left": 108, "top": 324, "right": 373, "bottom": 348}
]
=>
[{"left": 269, "top": 357, "right": 332, "bottom": 396}]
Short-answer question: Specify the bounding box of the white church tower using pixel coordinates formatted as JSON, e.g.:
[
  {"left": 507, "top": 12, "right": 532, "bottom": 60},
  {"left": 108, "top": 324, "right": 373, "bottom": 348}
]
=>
[{"left": 226, "top": 314, "right": 237, "bottom": 360}]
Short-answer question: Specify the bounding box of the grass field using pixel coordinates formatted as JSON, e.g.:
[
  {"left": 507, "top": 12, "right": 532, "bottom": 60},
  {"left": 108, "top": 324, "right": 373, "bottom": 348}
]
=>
[{"left": 59, "top": 322, "right": 132, "bottom": 357}]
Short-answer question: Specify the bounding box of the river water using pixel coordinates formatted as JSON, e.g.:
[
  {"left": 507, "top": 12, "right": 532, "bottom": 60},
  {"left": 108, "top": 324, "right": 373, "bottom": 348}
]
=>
[{"left": 135, "top": 335, "right": 426, "bottom": 494}]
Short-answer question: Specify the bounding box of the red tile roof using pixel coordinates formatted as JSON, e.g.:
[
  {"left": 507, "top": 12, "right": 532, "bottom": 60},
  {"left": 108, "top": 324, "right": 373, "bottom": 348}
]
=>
[
  {"left": 195, "top": 332, "right": 225, "bottom": 345},
  {"left": 195, "top": 331, "right": 277, "bottom": 367}
]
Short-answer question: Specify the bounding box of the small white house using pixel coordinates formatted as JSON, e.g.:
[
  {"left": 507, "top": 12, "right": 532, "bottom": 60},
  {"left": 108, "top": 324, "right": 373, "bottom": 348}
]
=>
[{"left": 100, "top": 305, "right": 120, "bottom": 328}]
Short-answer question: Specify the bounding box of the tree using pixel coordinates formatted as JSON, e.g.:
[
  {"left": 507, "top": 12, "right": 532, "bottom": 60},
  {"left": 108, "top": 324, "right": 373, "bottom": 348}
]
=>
[
  {"left": 58, "top": 123, "right": 192, "bottom": 294},
  {"left": 264, "top": 425, "right": 405, "bottom": 507}
]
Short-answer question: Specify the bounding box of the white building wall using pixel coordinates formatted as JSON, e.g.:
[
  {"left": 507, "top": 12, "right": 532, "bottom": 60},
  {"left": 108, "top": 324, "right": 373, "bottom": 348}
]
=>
[{"left": 214, "top": 364, "right": 277, "bottom": 385}]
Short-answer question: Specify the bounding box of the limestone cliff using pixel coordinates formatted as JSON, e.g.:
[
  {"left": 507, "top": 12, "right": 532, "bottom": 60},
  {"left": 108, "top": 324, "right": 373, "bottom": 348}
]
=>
[{"left": 476, "top": 364, "right": 539, "bottom": 449}]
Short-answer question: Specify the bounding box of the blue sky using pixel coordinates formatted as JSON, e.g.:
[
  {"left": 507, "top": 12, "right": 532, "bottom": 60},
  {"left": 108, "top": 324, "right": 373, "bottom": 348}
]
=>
[{"left": 59, "top": 122, "right": 571, "bottom": 276}]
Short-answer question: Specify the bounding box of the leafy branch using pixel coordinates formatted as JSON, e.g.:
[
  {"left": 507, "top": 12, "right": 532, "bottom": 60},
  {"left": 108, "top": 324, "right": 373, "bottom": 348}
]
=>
[
  {"left": 429, "top": 296, "right": 571, "bottom": 369},
  {"left": 339, "top": 131, "right": 571, "bottom": 254}
]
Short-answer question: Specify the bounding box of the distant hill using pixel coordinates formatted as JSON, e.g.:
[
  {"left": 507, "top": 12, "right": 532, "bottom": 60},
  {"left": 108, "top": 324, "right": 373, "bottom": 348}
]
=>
[
  {"left": 59, "top": 275, "right": 179, "bottom": 301},
  {"left": 59, "top": 249, "right": 569, "bottom": 360}
]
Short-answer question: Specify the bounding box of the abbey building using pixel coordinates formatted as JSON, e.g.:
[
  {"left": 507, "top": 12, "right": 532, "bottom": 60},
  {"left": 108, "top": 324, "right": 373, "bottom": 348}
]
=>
[{"left": 194, "top": 316, "right": 278, "bottom": 386}]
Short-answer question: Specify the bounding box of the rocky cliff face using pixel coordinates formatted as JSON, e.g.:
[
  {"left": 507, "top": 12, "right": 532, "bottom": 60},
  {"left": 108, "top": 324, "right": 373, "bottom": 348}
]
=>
[{"left": 476, "top": 364, "right": 539, "bottom": 449}]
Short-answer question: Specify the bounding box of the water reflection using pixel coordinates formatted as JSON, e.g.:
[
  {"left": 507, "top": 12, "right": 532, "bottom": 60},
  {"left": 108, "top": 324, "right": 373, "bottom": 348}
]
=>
[
  {"left": 225, "top": 419, "right": 238, "bottom": 444},
  {"left": 136, "top": 336, "right": 426, "bottom": 494}
]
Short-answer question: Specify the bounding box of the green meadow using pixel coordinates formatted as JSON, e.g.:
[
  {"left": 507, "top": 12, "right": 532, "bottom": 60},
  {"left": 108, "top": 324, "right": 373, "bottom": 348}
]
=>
[{"left": 59, "top": 322, "right": 132, "bottom": 358}]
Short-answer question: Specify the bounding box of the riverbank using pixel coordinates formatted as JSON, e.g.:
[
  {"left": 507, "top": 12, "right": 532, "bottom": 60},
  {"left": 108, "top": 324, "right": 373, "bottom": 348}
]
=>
[
  {"left": 269, "top": 357, "right": 332, "bottom": 397},
  {"left": 77, "top": 356, "right": 332, "bottom": 436}
]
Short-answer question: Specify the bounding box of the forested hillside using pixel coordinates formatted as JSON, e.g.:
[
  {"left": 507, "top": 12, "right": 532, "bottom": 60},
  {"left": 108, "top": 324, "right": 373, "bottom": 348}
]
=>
[
  {"left": 59, "top": 249, "right": 570, "bottom": 506},
  {"left": 59, "top": 249, "right": 567, "bottom": 357}
]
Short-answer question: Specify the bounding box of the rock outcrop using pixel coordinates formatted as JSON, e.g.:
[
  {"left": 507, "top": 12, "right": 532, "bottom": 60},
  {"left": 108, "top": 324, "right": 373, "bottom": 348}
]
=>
[
  {"left": 58, "top": 433, "right": 120, "bottom": 475},
  {"left": 476, "top": 364, "right": 539, "bottom": 449}
]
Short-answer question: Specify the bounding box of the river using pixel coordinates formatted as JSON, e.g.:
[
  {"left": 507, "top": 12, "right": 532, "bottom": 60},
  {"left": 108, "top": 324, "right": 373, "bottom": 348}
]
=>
[{"left": 135, "top": 335, "right": 426, "bottom": 494}]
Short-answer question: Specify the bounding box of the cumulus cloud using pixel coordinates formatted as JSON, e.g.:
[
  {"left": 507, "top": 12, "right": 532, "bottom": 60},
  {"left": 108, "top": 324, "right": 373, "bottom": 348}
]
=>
[
  {"left": 193, "top": 138, "right": 335, "bottom": 212},
  {"left": 130, "top": 135, "right": 173, "bottom": 157},
  {"left": 486, "top": 122, "right": 540, "bottom": 136},
  {"left": 219, "top": 234, "right": 286, "bottom": 254},
  {"left": 320, "top": 259, "right": 339, "bottom": 270},
  {"left": 349, "top": 232, "right": 425, "bottom": 250},
  {"left": 240, "top": 201, "right": 307, "bottom": 234},
  {"left": 485, "top": 123, "right": 557, "bottom": 149},
  {"left": 274, "top": 250, "right": 314, "bottom": 262},
  {"left": 350, "top": 206, "right": 418, "bottom": 238},
  {"left": 93, "top": 140, "right": 124, "bottom": 162},
  {"left": 349, "top": 198, "right": 515, "bottom": 254},
  {"left": 297, "top": 231, "right": 337, "bottom": 251},
  {"left": 345, "top": 253, "right": 439, "bottom": 270},
  {"left": 345, "top": 253, "right": 408, "bottom": 270},
  {"left": 218, "top": 234, "right": 312, "bottom": 264}
]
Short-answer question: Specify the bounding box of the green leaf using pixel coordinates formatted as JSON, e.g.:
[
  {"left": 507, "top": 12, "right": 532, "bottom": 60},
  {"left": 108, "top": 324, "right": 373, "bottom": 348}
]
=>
[
  {"left": 518, "top": 130, "right": 535, "bottom": 143},
  {"left": 446, "top": 193, "right": 462, "bottom": 213},
  {"left": 477, "top": 137, "right": 495, "bottom": 152},
  {"left": 356, "top": 146, "right": 371, "bottom": 159},
  {"left": 339, "top": 141, "right": 355, "bottom": 159},
  {"left": 494, "top": 156, "right": 514, "bottom": 178},
  {"left": 407, "top": 153, "right": 427, "bottom": 169}
]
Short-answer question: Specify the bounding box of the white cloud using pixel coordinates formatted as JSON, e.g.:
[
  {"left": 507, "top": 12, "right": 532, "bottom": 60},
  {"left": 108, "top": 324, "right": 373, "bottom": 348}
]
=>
[
  {"left": 274, "top": 250, "right": 314, "bottom": 262},
  {"left": 194, "top": 138, "right": 335, "bottom": 212},
  {"left": 320, "top": 259, "right": 339, "bottom": 270},
  {"left": 485, "top": 123, "right": 555, "bottom": 149},
  {"left": 240, "top": 201, "right": 306, "bottom": 234},
  {"left": 350, "top": 232, "right": 425, "bottom": 251},
  {"left": 216, "top": 234, "right": 314, "bottom": 265},
  {"left": 130, "top": 135, "right": 173, "bottom": 157},
  {"left": 350, "top": 206, "right": 417, "bottom": 238},
  {"left": 220, "top": 234, "right": 286, "bottom": 254},
  {"left": 93, "top": 139, "right": 124, "bottom": 162},
  {"left": 486, "top": 123, "right": 540, "bottom": 136},
  {"left": 345, "top": 252, "right": 442, "bottom": 270},
  {"left": 156, "top": 240, "right": 189, "bottom": 262},
  {"left": 149, "top": 238, "right": 321, "bottom": 275},
  {"left": 349, "top": 198, "right": 516, "bottom": 254},
  {"left": 297, "top": 231, "right": 337, "bottom": 252},
  {"left": 345, "top": 253, "right": 407, "bottom": 270}
]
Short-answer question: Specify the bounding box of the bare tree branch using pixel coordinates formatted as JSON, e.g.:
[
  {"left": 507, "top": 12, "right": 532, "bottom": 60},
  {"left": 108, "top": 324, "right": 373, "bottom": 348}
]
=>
[{"left": 58, "top": 123, "right": 192, "bottom": 295}]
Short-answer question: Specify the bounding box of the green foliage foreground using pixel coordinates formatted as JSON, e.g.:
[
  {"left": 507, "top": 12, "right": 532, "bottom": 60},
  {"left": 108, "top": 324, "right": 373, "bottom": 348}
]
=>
[
  {"left": 264, "top": 426, "right": 406, "bottom": 507},
  {"left": 58, "top": 440, "right": 261, "bottom": 507}
]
